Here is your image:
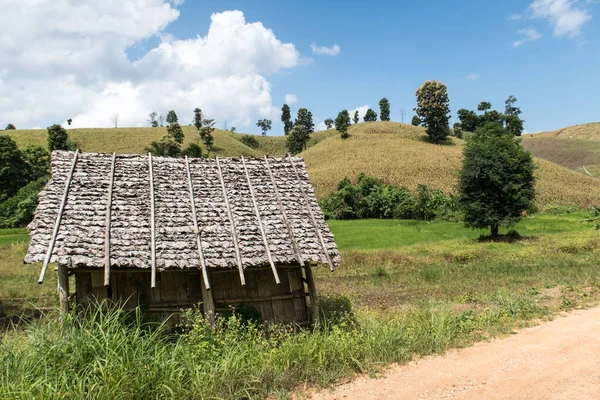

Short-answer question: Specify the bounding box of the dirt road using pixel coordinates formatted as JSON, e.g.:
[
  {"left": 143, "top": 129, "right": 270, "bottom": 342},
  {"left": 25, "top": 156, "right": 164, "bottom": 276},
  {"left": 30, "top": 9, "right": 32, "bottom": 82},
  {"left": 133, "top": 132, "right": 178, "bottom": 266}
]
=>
[{"left": 312, "top": 307, "right": 600, "bottom": 400}]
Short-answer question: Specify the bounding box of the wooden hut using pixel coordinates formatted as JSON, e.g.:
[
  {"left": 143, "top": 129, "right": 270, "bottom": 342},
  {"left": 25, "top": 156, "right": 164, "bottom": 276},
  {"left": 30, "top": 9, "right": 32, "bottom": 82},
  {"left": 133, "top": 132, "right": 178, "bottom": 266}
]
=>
[{"left": 25, "top": 151, "right": 340, "bottom": 326}]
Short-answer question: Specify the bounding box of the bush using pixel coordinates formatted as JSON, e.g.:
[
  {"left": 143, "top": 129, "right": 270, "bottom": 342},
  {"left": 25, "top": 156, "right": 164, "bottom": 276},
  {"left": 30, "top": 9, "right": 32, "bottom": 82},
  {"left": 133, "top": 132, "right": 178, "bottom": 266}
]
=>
[
  {"left": 0, "top": 176, "right": 49, "bottom": 228},
  {"left": 319, "top": 174, "right": 457, "bottom": 221},
  {"left": 240, "top": 135, "right": 260, "bottom": 149}
]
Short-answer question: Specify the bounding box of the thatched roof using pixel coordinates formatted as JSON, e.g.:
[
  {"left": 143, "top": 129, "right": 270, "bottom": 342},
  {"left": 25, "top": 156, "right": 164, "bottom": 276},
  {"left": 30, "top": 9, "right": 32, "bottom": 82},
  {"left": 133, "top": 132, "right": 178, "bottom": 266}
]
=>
[{"left": 25, "top": 151, "right": 340, "bottom": 278}]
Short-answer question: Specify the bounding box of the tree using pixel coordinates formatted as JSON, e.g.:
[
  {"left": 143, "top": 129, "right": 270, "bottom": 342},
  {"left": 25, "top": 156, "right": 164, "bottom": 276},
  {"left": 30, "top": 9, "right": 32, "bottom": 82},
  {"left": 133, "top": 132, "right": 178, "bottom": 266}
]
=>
[
  {"left": 504, "top": 95, "right": 524, "bottom": 136},
  {"left": 281, "top": 104, "right": 293, "bottom": 135},
  {"left": 0, "top": 136, "right": 29, "bottom": 202},
  {"left": 353, "top": 110, "right": 360, "bottom": 124},
  {"left": 5, "top": 124, "right": 15, "bottom": 130},
  {"left": 148, "top": 112, "right": 159, "bottom": 127},
  {"left": 182, "top": 143, "right": 203, "bottom": 158},
  {"left": 504, "top": 95, "right": 521, "bottom": 117},
  {"left": 477, "top": 101, "right": 492, "bottom": 112},
  {"left": 457, "top": 109, "right": 479, "bottom": 132},
  {"left": 324, "top": 118, "right": 334, "bottom": 129},
  {"left": 21, "top": 145, "right": 50, "bottom": 180},
  {"left": 167, "top": 122, "right": 184, "bottom": 144},
  {"left": 145, "top": 139, "right": 181, "bottom": 157},
  {"left": 295, "top": 108, "right": 314, "bottom": 133},
  {"left": 193, "top": 108, "right": 203, "bottom": 131},
  {"left": 67, "top": 118, "right": 72, "bottom": 126},
  {"left": 414, "top": 80, "right": 451, "bottom": 142},
  {"left": 479, "top": 110, "right": 504, "bottom": 127},
  {"left": 364, "top": 109, "right": 378, "bottom": 122},
  {"left": 166, "top": 110, "right": 178, "bottom": 124},
  {"left": 458, "top": 122, "right": 535, "bottom": 237},
  {"left": 47, "top": 124, "right": 70, "bottom": 151},
  {"left": 256, "top": 119, "right": 272, "bottom": 136},
  {"left": 111, "top": 113, "right": 119, "bottom": 128},
  {"left": 286, "top": 124, "right": 310, "bottom": 155},
  {"left": 452, "top": 123, "right": 464, "bottom": 139},
  {"left": 379, "top": 98, "right": 390, "bottom": 121},
  {"left": 335, "top": 110, "right": 351, "bottom": 139},
  {"left": 199, "top": 118, "right": 215, "bottom": 155},
  {"left": 158, "top": 115, "right": 165, "bottom": 127},
  {"left": 411, "top": 115, "right": 421, "bottom": 126}
]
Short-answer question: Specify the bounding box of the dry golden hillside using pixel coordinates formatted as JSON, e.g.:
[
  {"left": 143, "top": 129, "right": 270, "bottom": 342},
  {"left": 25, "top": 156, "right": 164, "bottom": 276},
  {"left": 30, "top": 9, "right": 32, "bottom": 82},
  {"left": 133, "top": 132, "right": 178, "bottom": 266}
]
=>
[
  {"left": 301, "top": 122, "right": 600, "bottom": 209},
  {"left": 533, "top": 122, "right": 600, "bottom": 140}
]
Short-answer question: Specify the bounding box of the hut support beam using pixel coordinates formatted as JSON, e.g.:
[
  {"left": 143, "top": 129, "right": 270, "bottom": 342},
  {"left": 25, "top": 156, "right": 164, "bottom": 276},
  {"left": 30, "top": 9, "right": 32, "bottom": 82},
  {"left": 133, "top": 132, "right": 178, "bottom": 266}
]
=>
[
  {"left": 216, "top": 157, "right": 246, "bottom": 286},
  {"left": 57, "top": 264, "right": 69, "bottom": 315},
  {"left": 241, "top": 157, "right": 280, "bottom": 284},
  {"left": 303, "top": 263, "right": 319, "bottom": 326},
  {"left": 287, "top": 155, "right": 335, "bottom": 272},
  {"left": 148, "top": 153, "right": 157, "bottom": 288},
  {"left": 38, "top": 149, "right": 79, "bottom": 284},
  {"left": 104, "top": 152, "right": 116, "bottom": 286}
]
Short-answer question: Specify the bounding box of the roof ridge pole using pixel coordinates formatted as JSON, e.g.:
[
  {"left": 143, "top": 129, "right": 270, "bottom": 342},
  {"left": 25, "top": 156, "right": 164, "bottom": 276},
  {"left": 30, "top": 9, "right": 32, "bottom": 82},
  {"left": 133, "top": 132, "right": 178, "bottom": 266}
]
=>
[
  {"left": 241, "top": 156, "right": 280, "bottom": 285},
  {"left": 263, "top": 155, "right": 304, "bottom": 266},
  {"left": 216, "top": 157, "right": 246, "bottom": 286},
  {"left": 287, "top": 154, "right": 335, "bottom": 272},
  {"left": 38, "top": 149, "right": 80, "bottom": 284},
  {"left": 148, "top": 153, "right": 157, "bottom": 288},
  {"left": 103, "top": 152, "right": 117, "bottom": 286},
  {"left": 184, "top": 156, "right": 211, "bottom": 290}
]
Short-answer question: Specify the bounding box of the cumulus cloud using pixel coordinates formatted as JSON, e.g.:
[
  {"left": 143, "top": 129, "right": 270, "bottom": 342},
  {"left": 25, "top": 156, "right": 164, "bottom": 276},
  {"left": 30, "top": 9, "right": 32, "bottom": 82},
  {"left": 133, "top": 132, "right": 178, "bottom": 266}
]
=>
[
  {"left": 310, "top": 43, "right": 341, "bottom": 56},
  {"left": 513, "top": 28, "right": 543, "bottom": 46},
  {"left": 466, "top": 73, "right": 480, "bottom": 80},
  {"left": 529, "top": 0, "right": 592, "bottom": 37},
  {"left": 285, "top": 94, "right": 298, "bottom": 105},
  {"left": 0, "top": 4, "right": 300, "bottom": 128},
  {"left": 348, "top": 105, "right": 370, "bottom": 122}
]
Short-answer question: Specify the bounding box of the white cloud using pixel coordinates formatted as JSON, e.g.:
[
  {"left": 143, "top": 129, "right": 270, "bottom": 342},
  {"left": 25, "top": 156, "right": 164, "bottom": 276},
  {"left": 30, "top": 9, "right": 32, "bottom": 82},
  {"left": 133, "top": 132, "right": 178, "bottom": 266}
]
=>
[
  {"left": 310, "top": 43, "right": 341, "bottom": 56},
  {"left": 348, "top": 105, "right": 370, "bottom": 122},
  {"left": 513, "top": 27, "right": 543, "bottom": 46},
  {"left": 466, "top": 73, "right": 480, "bottom": 80},
  {"left": 285, "top": 94, "right": 298, "bottom": 105},
  {"left": 529, "top": 0, "right": 592, "bottom": 37},
  {"left": 0, "top": 5, "right": 300, "bottom": 129},
  {"left": 509, "top": 13, "right": 524, "bottom": 20},
  {"left": 316, "top": 121, "right": 328, "bottom": 131}
]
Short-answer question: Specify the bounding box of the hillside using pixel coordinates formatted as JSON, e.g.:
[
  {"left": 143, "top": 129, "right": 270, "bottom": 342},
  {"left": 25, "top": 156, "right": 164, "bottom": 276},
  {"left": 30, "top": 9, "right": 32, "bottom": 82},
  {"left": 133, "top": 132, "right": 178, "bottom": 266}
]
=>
[
  {"left": 522, "top": 123, "right": 600, "bottom": 177},
  {"left": 3, "top": 122, "right": 600, "bottom": 209}
]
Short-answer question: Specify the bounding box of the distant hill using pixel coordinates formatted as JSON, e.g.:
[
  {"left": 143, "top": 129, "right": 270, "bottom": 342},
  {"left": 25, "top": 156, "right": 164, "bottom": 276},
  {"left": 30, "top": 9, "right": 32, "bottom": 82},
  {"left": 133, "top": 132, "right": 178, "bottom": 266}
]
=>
[
  {"left": 3, "top": 122, "right": 600, "bottom": 209},
  {"left": 522, "top": 123, "right": 600, "bottom": 177}
]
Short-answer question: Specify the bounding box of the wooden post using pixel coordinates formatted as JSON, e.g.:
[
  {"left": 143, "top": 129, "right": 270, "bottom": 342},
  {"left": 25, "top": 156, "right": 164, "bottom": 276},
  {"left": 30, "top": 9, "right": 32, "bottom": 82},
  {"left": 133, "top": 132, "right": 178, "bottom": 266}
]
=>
[
  {"left": 104, "top": 152, "right": 116, "bottom": 286},
  {"left": 216, "top": 157, "right": 246, "bottom": 286},
  {"left": 303, "top": 263, "right": 319, "bottom": 327},
  {"left": 57, "top": 263, "right": 70, "bottom": 315},
  {"left": 241, "top": 156, "right": 280, "bottom": 284},
  {"left": 287, "top": 155, "right": 335, "bottom": 272},
  {"left": 39, "top": 150, "right": 79, "bottom": 284},
  {"left": 148, "top": 153, "right": 157, "bottom": 288},
  {"left": 201, "top": 272, "right": 215, "bottom": 325}
]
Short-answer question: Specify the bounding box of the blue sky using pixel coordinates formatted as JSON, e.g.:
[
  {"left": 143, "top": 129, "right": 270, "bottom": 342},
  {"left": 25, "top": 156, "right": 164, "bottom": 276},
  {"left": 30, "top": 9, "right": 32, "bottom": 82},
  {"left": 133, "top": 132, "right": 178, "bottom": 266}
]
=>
[{"left": 3, "top": 0, "right": 599, "bottom": 134}]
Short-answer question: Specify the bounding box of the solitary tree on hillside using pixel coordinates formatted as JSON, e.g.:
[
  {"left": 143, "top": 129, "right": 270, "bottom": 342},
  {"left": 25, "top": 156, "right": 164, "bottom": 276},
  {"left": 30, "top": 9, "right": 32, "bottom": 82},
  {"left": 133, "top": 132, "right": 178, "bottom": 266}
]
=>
[
  {"left": 379, "top": 98, "right": 390, "bottom": 121},
  {"left": 5, "top": 124, "right": 15, "bottom": 130},
  {"left": 477, "top": 101, "right": 492, "bottom": 112},
  {"left": 47, "top": 124, "right": 70, "bottom": 152},
  {"left": 353, "top": 110, "right": 360, "bottom": 124},
  {"left": 0, "top": 135, "right": 29, "bottom": 202},
  {"left": 458, "top": 122, "right": 535, "bottom": 238},
  {"left": 111, "top": 113, "right": 119, "bottom": 128},
  {"left": 324, "top": 118, "right": 334, "bottom": 129},
  {"left": 200, "top": 118, "right": 215, "bottom": 155},
  {"left": 67, "top": 118, "right": 72, "bottom": 126},
  {"left": 335, "top": 110, "right": 351, "bottom": 139},
  {"left": 193, "top": 108, "right": 203, "bottom": 131},
  {"left": 281, "top": 104, "right": 293, "bottom": 135},
  {"left": 504, "top": 95, "right": 524, "bottom": 136},
  {"left": 295, "top": 108, "right": 314, "bottom": 133},
  {"left": 256, "top": 119, "right": 272, "bottom": 136},
  {"left": 167, "top": 122, "right": 184, "bottom": 144},
  {"left": 364, "top": 109, "right": 378, "bottom": 122},
  {"left": 148, "top": 112, "right": 159, "bottom": 127},
  {"left": 411, "top": 115, "right": 421, "bottom": 126},
  {"left": 166, "top": 110, "right": 178, "bottom": 124},
  {"left": 414, "top": 80, "right": 451, "bottom": 142},
  {"left": 286, "top": 124, "right": 310, "bottom": 155}
]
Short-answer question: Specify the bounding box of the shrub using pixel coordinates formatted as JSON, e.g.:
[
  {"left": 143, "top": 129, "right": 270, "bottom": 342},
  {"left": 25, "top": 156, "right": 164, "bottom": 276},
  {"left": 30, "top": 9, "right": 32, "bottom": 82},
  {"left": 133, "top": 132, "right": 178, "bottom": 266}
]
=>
[
  {"left": 240, "top": 135, "right": 260, "bottom": 149},
  {"left": 0, "top": 176, "right": 49, "bottom": 228}
]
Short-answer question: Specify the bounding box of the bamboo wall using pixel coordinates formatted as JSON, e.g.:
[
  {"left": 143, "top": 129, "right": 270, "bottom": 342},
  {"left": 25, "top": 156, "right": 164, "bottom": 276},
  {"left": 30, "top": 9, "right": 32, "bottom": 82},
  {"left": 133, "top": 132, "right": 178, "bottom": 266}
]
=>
[{"left": 74, "top": 266, "right": 308, "bottom": 326}]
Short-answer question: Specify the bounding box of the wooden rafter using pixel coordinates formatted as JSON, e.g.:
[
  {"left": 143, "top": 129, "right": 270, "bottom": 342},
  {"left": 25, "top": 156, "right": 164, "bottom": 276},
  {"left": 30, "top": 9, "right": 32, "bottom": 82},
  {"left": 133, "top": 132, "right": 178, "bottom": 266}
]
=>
[
  {"left": 104, "top": 152, "right": 116, "bottom": 286},
  {"left": 148, "top": 153, "right": 157, "bottom": 288}
]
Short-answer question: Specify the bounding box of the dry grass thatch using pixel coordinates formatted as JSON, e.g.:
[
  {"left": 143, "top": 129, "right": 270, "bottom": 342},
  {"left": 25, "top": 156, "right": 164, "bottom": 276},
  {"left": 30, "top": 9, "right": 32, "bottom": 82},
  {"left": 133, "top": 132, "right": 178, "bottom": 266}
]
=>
[{"left": 25, "top": 151, "right": 340, "bottom": 270}]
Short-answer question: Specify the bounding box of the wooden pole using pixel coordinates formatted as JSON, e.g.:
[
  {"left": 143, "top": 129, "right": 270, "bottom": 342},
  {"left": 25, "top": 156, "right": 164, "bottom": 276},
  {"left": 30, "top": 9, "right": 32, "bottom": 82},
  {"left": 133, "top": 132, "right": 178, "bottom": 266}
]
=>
[
  {"left": 241, "top": 157, "right": 280, "bottom": 284},
  {"left": 263, "top": 155, "right": 304, "bottom": 265},
  {"left": 303, "top": 262, "right": 320, "bottom": 326},
  {"left": 185, "top": 156, "right": 215, "bottom": 324},
  {"left": 104, "top": 152, "right": 116, "bottom": 286},
  {"left": 287, "top": 154, "right": 335, "bottom": 272},
  {"left": 148, "top": 153, "right": 157, "bottom": 288},
  {"left": 215, "top": 157, "right": 246, "bottom": 286},
  {"left": 57, "top": 263, "right": 70, "bottom": 315},
  {"left": 39, "top": 150, "right": 80, "bottom": 284}
]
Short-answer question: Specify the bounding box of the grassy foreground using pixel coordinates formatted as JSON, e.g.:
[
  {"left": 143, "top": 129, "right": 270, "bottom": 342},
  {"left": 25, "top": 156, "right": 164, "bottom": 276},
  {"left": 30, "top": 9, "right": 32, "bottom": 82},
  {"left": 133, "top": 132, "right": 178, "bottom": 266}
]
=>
[{"left": 1, "top": 212, "right": 600, "bottom": 398}]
